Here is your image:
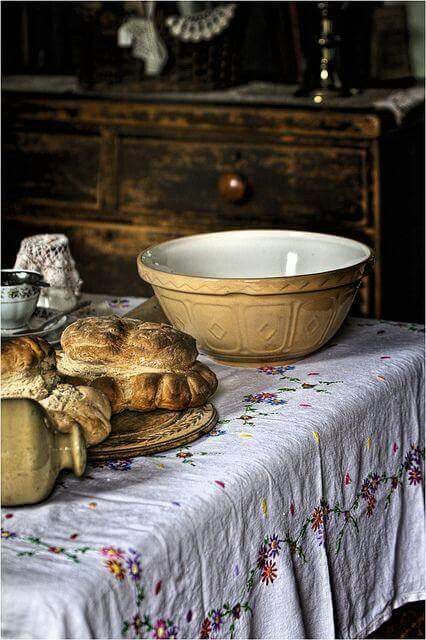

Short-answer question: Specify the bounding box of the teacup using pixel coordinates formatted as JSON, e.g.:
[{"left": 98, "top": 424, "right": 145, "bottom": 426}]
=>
[{"left": 1, "top": 270, "right": 49, "bottom": 330}]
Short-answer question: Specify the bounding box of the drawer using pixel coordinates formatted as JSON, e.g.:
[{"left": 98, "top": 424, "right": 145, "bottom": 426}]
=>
[
  {"left": 3, "top": 130, "right": 100, "bottom": 208},
  {"left": 118, "top": 138, "right": 371, "bottom": 228}
]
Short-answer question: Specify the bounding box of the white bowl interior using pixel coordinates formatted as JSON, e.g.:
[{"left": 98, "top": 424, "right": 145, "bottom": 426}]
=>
[{"left": 142, "top": 230, "right": 371, "bottom": 279}]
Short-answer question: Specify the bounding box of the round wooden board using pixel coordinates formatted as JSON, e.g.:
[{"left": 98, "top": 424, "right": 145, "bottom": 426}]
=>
[{"left": 88, "top": 403, "right": 218, "bottom": 461}]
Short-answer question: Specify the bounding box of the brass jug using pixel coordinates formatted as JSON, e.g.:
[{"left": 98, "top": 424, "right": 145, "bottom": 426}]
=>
[{"left": 1, "top": 398, "right": 86, "bottom": 506}]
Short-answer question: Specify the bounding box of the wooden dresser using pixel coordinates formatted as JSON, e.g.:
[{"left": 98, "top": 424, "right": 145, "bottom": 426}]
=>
[{"left": 2, "top": 78, "right": 424, "bottom": 321}]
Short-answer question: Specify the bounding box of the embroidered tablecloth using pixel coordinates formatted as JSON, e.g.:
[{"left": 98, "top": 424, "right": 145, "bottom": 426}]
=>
[{"left": 1, "top": 296, "right": 425, "bottom": 640}]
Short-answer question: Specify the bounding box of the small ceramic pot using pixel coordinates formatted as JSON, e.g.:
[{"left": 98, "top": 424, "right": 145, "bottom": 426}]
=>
[
  {"left": 38, "top": 286, "right": 78, "bottom": 313},
  {"left": 1, "top": 398, "right": 86, "bottom": 506},
  {"left": 1, "top": 270, "right": 49, "bottom": 330}
]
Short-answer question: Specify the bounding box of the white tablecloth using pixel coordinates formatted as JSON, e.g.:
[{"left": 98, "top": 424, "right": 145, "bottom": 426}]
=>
[{"left": 1, "top": 297, "right": 425, "bottom": 639}]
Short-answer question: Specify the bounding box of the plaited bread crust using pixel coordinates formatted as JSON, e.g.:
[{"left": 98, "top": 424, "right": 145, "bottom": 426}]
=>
[
  {"left": 60, "top": 316, "right": 198, "bottom": 370},
  {"left": 1, "top": 336, "right": 61, "bottom": 400},
  {"left": 58, "top": 316, "right": 217, "bottom": 413},
  {"left": 57, "top": 358, "right": 218, "bottom": 414}
]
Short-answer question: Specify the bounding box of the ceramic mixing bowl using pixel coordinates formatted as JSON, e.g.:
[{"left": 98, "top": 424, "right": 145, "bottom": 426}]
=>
[{"left": 138, "top": 230, "right": 373, "bottom": 366}]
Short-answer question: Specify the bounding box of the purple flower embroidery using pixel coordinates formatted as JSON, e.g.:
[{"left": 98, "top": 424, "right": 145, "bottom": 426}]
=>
[
  {"left": 369, "top": 474, "right": 381, "bottom": 493},
  {"left": 211, "top": 609, "right": 223, "bottom": 632},
  {"left": 126, "top": 549, "right": 142, "bottom": 581},
  {"left": 408, "top": 467, "right": 422, "bottom": 485},
  {"left": 107, "top": 298, "right": 131, "bottom": 310},
  {"left": 257, "top": 365, "right": 296, "bottom": 375},
  {"left": 268, "top": 534, "right": 283, "bottom": 558},
  {"left": 410, "top": 445, "right": 424, "bottom": 466},
  {"left": 167, "top": 625, "right": 178, "bottom": 639},
  {"left": 106, "top": 459, "right": 133, "bottom": 471},
  {"left": 244, "top": 392, "right": 287, "bottom": 406},
  {"left": 404, "top": 451, "right": 415, "bottom": 470},
  {"left": 1, "top": 529, "right": 16, "bottom": 539}
]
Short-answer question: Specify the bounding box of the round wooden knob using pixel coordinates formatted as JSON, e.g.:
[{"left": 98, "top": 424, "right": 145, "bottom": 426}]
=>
[{"left": 218, "top": 173, "right": 248, "bottom": 203}]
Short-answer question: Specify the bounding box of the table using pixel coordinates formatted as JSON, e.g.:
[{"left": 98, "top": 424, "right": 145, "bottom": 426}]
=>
[{"left": 2, "top": 296, "right": 425, "bottom": 639}]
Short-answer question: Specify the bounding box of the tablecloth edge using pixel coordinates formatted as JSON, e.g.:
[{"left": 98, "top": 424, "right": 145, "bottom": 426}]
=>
[{"left": 350, "top": 590, "right": 425, "bottom": 639}]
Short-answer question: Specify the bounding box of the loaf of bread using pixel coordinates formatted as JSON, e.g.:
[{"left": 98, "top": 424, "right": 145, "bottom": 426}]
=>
[
  {"left": 1, "top": 336, "right": 61, "bottom": 400},
  {"left": 57, "top": 316, "right": 218, "bottom": 413},
  {"left": 40, "top": 384, "right": 111, "bottom": 446},
  {"left": 1, "top": 336, "right": 112, "bottom": 446}
]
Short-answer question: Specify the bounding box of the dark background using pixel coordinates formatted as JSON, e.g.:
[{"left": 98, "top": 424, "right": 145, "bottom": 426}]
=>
[{"left": 2, "top": 1, "right": 425, "bottom": 323}]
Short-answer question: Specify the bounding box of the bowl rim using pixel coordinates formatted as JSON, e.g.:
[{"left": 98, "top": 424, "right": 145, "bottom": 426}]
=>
[
  {"left": 138, "top": 229, "right": 373, "bottom": 283},
  {"left": 1, "top": 269, "right": 46, "bottom": 288}
]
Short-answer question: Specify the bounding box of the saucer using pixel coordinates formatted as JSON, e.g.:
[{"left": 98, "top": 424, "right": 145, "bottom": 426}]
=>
[{"left": 1, "top": 308, "right": 67, "bottom": 341}]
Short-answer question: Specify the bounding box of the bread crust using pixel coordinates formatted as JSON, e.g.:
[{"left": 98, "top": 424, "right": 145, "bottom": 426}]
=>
[
  {"left": 1, "top": 337, "right": 112, "bottom": 446},
  {"left": 61, "top": 316, "right": 198, "bottom": 370},
  {"left": 1, "top": 336, "right": 61, "bottom": 400},
  {"left": 40, "top": 384, "right": 112, "bottom": 446},
  {"left": 57, "top": 355, "right": 218, "bottom": 414},
  {"left": 58, "top": 316, "right": 218, "bottom": 413}
]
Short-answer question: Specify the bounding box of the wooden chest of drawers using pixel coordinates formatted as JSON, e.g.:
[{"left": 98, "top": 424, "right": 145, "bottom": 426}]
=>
[{"left": 2, "top": 80, "right": 424, "bottom": 321}]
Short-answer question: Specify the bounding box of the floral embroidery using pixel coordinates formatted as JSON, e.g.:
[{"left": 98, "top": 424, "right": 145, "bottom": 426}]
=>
[
  {"left": 101, "top": 546, "right": 125, "bottom": 559},
  {"left": 156, "top": 444, "right": 222, "bottom": 467},
  {"left": 257, "top": 366, "right": 343, "bottom": 394},
  {"left": 174, "top": 447, "right": 214, "bottom": 466},
  {"left": 95, "top": 459, "right": 134, "bottom": 471},
  {"left": 107, "top": 297, "right": 131, "bottom": 310},
  {"left": 257, "top": 544, "right": 269, "bottom": 568},
  {"left": 267, "top": 534, "right": 282, "bottom": 557},
  {"left": 8, "top": 535, "right": 94, "bottom": 562},
  {"left": 114, "top": 547, "right": 177, "bottom": 638},
  {"left": 261, "top": 560, "right": 277, "bottom": 585},
  {"left": 200, "top": 602, "right": 252, "bottom": 639},
  {"left": 126, "top": 549, "right": 142, "bottom": 581},
  {"left": 152, "top": 618, "right": 178, "bottom": 639},
  {"left": 2, "top": 443, "right": 424, "bottom": 640},
  {"left": 284, "top": 444, "right": 425, "bottom": 556},
  {"left": 176, "top": 450, "right": 193, "bottom": 461},
  {"left": 200, "top": 618, "right": 212, "bottom": 639},
  {"left": 106, "top": 558, "right": 126, "bottom": 580},
  {"left": 244, "top": 392, "right": 287, "bottom": 406},
  {"left": 207, "top": 428, "right": 227, "bottom": 437},
  {"left": 1, "top": 529, "right": 16, "bottom": 539},
  {"left": 235, "top": 365, "right": 344, "bottom": 427},
  {"left": 257, "top": 365, "right": 296, "bottom": 375}
]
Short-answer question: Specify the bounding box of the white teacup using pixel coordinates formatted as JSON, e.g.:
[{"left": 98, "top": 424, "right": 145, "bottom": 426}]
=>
[{"left": 1, "top": 270, "right": 49, "bottom": 331}]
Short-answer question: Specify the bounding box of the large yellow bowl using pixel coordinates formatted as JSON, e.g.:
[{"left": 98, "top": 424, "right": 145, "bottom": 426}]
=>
[{"left": 137, "top": 230, "right": 373, "bottom": 366}]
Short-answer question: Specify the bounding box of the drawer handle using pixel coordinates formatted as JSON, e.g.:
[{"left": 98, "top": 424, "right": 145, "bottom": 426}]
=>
[{"left": 218, "top": 173, "right": 249, "bottom": 204}]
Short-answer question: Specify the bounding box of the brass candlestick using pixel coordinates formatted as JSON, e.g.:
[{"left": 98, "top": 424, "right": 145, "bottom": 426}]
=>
[{"left": 296, "top": 2, "right": 350, "bottom": 102}]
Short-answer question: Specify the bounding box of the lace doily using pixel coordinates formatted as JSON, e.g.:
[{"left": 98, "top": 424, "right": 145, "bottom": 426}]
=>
[
  {"left": 166, "top": 3, "right": 236, "bottom": 42},
  {"left": 14, "top": 234, "right": 82, "bottom": 296},
  {"left": 118, "top": 1, "right": 167, "bottom": 76}
]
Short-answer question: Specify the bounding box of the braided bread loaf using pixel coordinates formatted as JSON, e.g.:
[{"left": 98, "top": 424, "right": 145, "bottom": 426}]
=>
[{"left": 57, "top": 316, "right": 218, "bottom": 414}]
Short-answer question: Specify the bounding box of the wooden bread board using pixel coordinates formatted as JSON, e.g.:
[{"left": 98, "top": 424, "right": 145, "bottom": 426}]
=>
[
  {"left": 88, "top": 403, "right": 218, "bottom": 461},
  {"left": 125, "top": 296, "right": 170, "bottom": 323}
]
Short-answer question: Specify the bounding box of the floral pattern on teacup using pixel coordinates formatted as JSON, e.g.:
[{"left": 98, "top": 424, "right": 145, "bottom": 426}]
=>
[{"left": 1, "top": 284, "right": 40, "bottom": 301}]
